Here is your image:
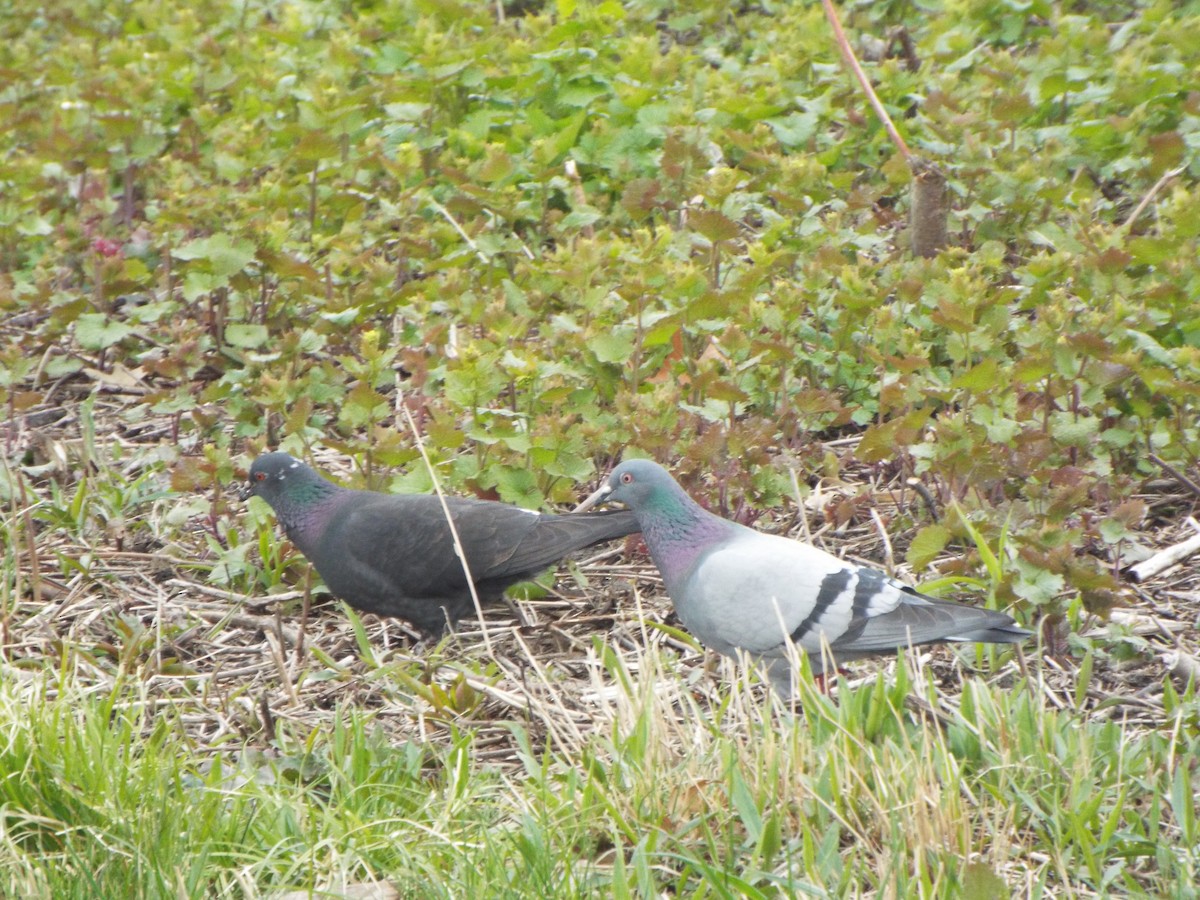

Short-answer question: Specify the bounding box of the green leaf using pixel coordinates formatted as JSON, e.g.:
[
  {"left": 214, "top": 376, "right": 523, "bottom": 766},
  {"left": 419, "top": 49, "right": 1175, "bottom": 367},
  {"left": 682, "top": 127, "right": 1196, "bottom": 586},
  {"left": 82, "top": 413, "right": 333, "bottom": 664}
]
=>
[
  {"left": 856, "top": 408, "right": 933, "bottom": 462},
  {"left": 383, "top": 102, "right": 431, "bottom": 122},
  {"left": 558, "top": 78, "right": 610, "bottom": 108},
  {"left": 319, "top": 308, "right": 360, "bottom": 327},
  {"left": 74, "top": 314, "right": 133, "bottom": 350},
  {"left": 337, "top": 382, "right": 390, "bottom": 430},
  {"left": 17, "top": 216, "right": 53, "bottom": 236},
  {"left": 44, "top": 356, "right": 85, "bottom": 379},
  {"left": 951, "top": 358, "right": 999, "bottom": 392},
  {"left": 293, "top": 129, "right": 340, "bottom": 162},
  {"left": 1170, "top": 760, "right": 1197, "bottom": 845},
  {"left": 494, "top": 466, "right": 541, "bottom": 508},
  {"left": 1126, "top": 330, "right": 1175, "bottom": 366},
  {"left": 391, "top": 468, "right": 435, "bottom": 494},
  {"left": 560, "top": 208, "right": 603, "bottom": 229},
  {"left": 907, "top": 523, "right": 952, "bottom": 569},
  {"left": 727, "top": 767, "right": 761, "bottom": 841},
  {"left": 172, "top": 233, "right": 256, "bottom": 278},
  {"left": 1049, "top": 413, "right": 1099, "bottom": 447},
  {"left": 181, "top": 271, "right": 225, "bottom": 301},
  {"left": 689, "top": 209, "right": 740, "bottom": 243},
  {"left": 1127, "top": 236, "right": 1173, "bottom": 265},
  {"left": 590, "top": 330, "right": 634, "bottom": 364},
  {"left": 1012, "top": 564, "right": 1064, "bottom": 605},
  {"left": 1028, "top": 222, "right": 1082, "bottom": 253},
  {"left": 1098, "top": 517, "right": 1133, "bottom": 544},
  {"left": 530, "top": 446, "right": 592, "bottom": 481},
  {"left": 224, "top": 323, "right": 268, "bottom": 349},
  {"left": 767, "top": 110, "right": 819, "bottom": 148}
]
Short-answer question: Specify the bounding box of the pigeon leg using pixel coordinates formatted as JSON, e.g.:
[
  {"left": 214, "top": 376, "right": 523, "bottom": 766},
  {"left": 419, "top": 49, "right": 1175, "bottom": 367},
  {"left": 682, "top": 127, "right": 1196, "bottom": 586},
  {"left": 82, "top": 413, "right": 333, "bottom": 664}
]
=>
[{"left": 812, "top": 666, "right": 851, "bottom": 693}]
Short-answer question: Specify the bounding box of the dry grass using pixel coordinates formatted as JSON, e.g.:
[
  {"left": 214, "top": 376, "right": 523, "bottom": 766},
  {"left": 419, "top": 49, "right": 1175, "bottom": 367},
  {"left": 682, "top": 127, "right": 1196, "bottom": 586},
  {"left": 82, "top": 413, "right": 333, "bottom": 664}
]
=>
[{"left": 5, "top": 387, "right": 1199, "bottom": 766}]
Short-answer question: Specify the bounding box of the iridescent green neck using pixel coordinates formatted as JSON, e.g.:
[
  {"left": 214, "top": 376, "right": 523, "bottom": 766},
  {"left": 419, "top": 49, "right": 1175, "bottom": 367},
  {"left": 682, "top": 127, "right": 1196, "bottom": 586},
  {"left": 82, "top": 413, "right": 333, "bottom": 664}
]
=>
[
  {"left": 276, "top": 475, "right": 341, "bottom": 535},
  {"left": 639, "top": 489, "right": 731, "bottom": 585}
]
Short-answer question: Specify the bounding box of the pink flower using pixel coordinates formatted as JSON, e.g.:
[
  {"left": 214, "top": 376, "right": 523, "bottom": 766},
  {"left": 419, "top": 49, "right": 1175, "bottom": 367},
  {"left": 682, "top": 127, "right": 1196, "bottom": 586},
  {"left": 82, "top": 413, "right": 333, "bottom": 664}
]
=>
[{"left": 92, "top": 237, "right": 123, "bottom": 258}]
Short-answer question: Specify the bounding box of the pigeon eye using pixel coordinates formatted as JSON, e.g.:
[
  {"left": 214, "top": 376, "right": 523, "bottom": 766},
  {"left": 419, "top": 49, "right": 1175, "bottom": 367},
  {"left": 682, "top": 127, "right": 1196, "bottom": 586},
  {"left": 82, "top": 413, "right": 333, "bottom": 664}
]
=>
[
  {"left": 620, "top": 472, "right": 633, "bottom": 485},
  {"left": 254, "top": 472, "right": 266, "bottom": 482}
]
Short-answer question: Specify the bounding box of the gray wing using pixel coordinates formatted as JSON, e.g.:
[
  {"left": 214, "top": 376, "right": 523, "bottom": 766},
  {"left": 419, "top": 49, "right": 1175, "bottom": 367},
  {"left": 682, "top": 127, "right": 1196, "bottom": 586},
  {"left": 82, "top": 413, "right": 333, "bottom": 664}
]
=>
[
  {"left": 332, "top": 494, "right": 638, "bottom": 589},
  {"left": 830, "top": 575, "right": 1030, "bottom": 656}
]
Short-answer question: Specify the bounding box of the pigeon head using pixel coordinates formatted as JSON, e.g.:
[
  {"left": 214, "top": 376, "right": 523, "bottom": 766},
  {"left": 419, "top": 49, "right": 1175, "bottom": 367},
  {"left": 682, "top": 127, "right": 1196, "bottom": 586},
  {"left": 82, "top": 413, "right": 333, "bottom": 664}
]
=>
[
  {"left": 576, "top": 458, "right": 732, "bottom": 589},
  {"left": 576, "top": 459, "right": 686, "bottom": 514},
  {"left": 243, "top": 452, "right": 329, "bottom": 506}
]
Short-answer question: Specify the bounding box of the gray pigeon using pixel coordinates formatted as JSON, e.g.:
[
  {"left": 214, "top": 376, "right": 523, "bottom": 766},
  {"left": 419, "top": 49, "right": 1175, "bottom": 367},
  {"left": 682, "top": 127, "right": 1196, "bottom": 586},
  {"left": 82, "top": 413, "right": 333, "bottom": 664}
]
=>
[
  {"left": 245, "top": 452, "right": 641, "bottom": 633},
  {"left": 576, "top": 458, "right": 1030, "bottom": 691}
]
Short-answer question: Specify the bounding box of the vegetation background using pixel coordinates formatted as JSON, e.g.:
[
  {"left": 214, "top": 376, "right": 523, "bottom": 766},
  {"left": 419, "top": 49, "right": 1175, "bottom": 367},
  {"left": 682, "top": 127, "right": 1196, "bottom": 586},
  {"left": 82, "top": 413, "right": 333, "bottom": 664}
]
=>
[{"left": 1, "top": 0, "right": 1198, "bottom": 895}]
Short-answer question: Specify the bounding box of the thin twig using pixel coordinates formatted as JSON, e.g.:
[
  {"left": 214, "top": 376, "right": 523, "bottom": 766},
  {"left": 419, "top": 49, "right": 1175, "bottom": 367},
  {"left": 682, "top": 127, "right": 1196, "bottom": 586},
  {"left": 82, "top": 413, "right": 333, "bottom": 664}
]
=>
[
  {"left": 428, "top": 198, "right": 490, "bottom": 265},
  {"left": 788, "top": 466, "right": 814, "bottom": 545},
  {"left": 164, "top": 580, "right": 307, "bottom": 608},
  {"left": 1148, "top": 453, "right": 1200, "bottom": 500},
  {"left": 266, "top": 626, "right": 300, "bottom": 706},
  {"left": 820, "top": 0, "right": 911, "bottom": 160},
  {"left": 564, "top": 160, "right": 594, "bottom": 241},
  {"left": 194, "top": 610, "right": 302, "bottom": 647},
  {"left": 3, "top": 459, "right": 43, "bottom": 609},
  {"left": 396, "top": 375, "right": 494, "bottom": 656},
  {"left": 905, "top": 477, "right": 941, "bottom": 523},
  {"left": 869, "top": 507, "right": 896, "bottom": 575},
  {"left": 1122, "top": 164, "right": 1186, "bottom": 231}
]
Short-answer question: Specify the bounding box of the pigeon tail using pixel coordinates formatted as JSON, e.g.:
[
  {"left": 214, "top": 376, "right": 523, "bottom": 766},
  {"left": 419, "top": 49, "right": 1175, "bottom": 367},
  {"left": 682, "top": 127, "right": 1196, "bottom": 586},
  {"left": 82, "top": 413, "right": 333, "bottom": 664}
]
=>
[
  {"left": 942, "top": 623, "right": 1033, "bottom": 644},
  {"left": 481, "top": 508, "right": 641, "bottom": 579},
  {"left": 829, "top": 594, "right": 1030, "bottom": 656}
]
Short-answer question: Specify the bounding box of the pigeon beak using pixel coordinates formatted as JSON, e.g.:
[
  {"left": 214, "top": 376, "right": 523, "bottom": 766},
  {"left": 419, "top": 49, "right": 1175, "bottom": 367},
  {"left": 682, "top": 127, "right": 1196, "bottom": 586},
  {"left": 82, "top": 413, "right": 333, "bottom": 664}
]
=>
[
  {"left": 574, "top": 482, "right": 613, "bottom": 513},
  {"left": 238, "top": 482, "right": 253, "bottom": 502}
]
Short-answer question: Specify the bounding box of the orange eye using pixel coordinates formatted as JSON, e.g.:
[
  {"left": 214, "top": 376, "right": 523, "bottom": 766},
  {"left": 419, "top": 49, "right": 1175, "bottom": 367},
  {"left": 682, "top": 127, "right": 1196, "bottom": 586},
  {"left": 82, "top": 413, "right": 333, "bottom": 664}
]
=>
[{"left": 255, "top": 472, "right": 266, "bottom": 481}]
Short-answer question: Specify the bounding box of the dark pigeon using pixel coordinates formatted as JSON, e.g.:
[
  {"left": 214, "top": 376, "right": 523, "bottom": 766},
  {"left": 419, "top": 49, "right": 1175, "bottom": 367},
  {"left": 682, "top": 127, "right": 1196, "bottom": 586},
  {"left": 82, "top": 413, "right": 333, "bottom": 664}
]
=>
[
  {"left": 577, "top": 458, "right": 1030, "bottom": 693},
  {"left": 245, "top": 452, "right": 641, "bottom": 633}
]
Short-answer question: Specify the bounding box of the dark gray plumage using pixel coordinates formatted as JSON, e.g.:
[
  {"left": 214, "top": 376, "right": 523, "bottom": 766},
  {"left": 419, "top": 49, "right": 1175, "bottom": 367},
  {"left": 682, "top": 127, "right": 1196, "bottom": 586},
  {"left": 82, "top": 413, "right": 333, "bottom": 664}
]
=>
[
  {"left": 577, "top": 458, "right": 1030, "bottom": 692},
  {"left": 245, "top": 452, "right": 641, "bottom": 633}
]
